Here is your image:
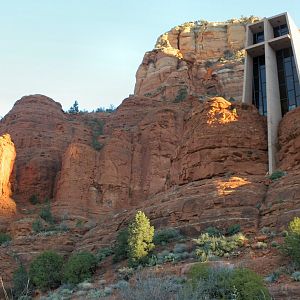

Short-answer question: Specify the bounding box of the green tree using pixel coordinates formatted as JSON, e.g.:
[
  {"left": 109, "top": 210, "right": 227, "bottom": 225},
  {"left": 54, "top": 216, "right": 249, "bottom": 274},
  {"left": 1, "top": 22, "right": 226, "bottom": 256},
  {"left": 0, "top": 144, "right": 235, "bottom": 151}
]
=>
[
  {"left": 63, "top": 252, "right": 97, "bottom": 284},
  {"left": 128, "top": 211, "right": 155, "bottom": 265},
  {"left": 68, "top": 101, "right": 79, "bottom": 114},
  {"left": 29, "top": 251, "right": 63, "bottom": 291},
  {"left": 113, "top": 228, "right": 129, "bottom": 263}
]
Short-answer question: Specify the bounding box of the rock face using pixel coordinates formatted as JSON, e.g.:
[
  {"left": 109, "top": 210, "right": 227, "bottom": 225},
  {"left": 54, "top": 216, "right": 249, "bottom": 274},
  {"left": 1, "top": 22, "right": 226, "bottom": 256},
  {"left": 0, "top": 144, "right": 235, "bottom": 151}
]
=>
[
  {"left": 260, "top": 106, "right": 300, "bottom": 230},
  {"left": 0, "top": 95, "right": 108, "bottom": 205},
  {"left": 169, "top": 97, "right": 267, "bottom": 185},
  {"left": 0, "top": 134, "right": 16, "bottom": 216},
  {"left": 134, "top": 18, "right": 259, "bottom": 103}
]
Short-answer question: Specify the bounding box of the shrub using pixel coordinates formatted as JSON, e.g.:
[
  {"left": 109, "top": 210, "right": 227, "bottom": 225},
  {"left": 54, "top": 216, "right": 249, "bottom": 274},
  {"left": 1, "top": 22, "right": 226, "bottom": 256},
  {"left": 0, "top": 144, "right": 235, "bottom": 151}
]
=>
[
  {"left": 128, "top": 211, "right": 155, "bottom": 265},
  {"left": 153, "top": 228, "right": 181, "bottom": 245},
  {"left": 13, "top": 264, "right": 31, "bottom": 298},
  {"left": 96, "top": 247, "right": 113, "bottom": 263},
  {"left": 29, "top": 251, "right": 63, "bottom": 290},
  {"left": 117, "top": 267, "right": 134, "bottom": 281},
  {"left": 173, "top": 243, "right": 188, "bottom": 254},
  {"left": 269, "top": 170, "right": 285, "bottom": 181},
  {"left": 226, "top": 224, "right": 241, "bottom": 236},
  {"left": 29, "top": 194, "right": 39, "bottom": 205},
  {"left": 228, "top": 268, "right": 270, "bottom": 300},
  {"left": 40, "top": 205, "right": 54, "bottom": 224},
  {"left": 63, "top": 252, "right": 97, "bottom": 284},
  {"left": 0, "top": 232, "right": 11, "bottom": 245},
  {"left": 174, "top": 88, "right": 188, "bottom": 103},
  {"left": 32, "top": 219, "right": 44, "bottom": 233},
  {"left": 118, "top": 272, "right": 184, "bottom": 300},
  {"left": 292, "top": 271, "right": 300, "bottom": 281},
  {"left": 113, "top": 228, "right": 129, "bottom": 263},
  {"left": 289, "top": 217, "right": 300, "bottom": 234},
  {"left": 193, "top": 233, "right": 245, "bottom": 262},
  {"left": 183, "top": 264, "right": 270, "bottom": 300},
  {"left": 204, "top": 226, "right": 222, "bottom": 237},
  {"left": 282, "top": 217, "right": 300, "bottom": 266}
]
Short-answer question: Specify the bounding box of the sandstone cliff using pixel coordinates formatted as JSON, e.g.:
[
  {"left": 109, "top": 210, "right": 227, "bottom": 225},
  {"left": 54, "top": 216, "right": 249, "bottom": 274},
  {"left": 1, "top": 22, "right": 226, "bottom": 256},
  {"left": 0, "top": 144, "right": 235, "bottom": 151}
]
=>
[
  {"left": 134, "top": 17, "right": 259, "bottom": 103},
  {"left": 0, "top": 134, "right": 16, "bottom": 217}
]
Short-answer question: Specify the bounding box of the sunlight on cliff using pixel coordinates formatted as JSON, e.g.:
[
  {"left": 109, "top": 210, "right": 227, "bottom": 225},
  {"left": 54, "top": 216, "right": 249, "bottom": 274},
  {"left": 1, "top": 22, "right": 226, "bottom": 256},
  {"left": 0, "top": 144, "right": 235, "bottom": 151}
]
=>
[
  {"left": 0, "top": 133, "right": 17, "bottom": 216},
  {"left": 206, "top": 97, "right": 238, "bottom": 125},
  {"left": 215, "top": 176, "right": 251, "bottom": 197}
]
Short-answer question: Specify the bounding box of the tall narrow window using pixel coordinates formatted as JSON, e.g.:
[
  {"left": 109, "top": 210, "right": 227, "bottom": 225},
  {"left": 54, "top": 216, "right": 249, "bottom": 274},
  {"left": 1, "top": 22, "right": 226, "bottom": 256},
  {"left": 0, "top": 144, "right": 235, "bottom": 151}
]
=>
[
  {"left": 253, "top": 55, "right": 267, "bottom": 115},
  {"left": 276, "top": 47, "right": 300, "bottom": 115}
]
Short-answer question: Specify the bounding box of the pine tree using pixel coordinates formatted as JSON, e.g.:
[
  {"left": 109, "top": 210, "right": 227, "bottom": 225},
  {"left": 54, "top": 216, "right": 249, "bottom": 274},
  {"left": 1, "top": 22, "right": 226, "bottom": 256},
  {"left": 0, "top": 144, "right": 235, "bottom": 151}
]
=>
[
  {"left": 128, "top": 211, "right": 155, "bottom": 265},
  {"left": 68, "top": 101, "right": 79, "bottom": 114}
]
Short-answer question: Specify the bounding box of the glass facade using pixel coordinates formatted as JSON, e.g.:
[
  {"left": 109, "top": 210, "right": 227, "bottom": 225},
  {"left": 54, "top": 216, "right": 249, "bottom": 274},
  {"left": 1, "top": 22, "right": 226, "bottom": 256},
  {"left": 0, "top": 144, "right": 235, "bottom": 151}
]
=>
[
  {"left": 276, "top": 47, "right": 300, "bottom": 115},
  {"left": 253, "top": 31, "right": 264, "bottom": 44},
  {"left": 253, "top": 55, "right": 267, "bottom": 115},
  {"left": 273, "top": 24, "right": 289, "bottom": 38}
]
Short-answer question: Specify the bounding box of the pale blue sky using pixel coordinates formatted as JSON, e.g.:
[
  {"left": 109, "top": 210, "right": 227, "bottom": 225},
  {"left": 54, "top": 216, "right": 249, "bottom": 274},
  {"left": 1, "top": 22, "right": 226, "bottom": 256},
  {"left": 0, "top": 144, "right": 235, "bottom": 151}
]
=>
[{"left": 1, "top": 0, "right": 300, "bottom": 116}]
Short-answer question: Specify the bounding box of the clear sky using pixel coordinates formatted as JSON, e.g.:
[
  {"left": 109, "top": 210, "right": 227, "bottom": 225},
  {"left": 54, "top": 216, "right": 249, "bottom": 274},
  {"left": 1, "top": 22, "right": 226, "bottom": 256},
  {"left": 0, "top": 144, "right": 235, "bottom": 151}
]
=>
[{"left": 1, "top": 0, "right": 300, "bottom": 117}]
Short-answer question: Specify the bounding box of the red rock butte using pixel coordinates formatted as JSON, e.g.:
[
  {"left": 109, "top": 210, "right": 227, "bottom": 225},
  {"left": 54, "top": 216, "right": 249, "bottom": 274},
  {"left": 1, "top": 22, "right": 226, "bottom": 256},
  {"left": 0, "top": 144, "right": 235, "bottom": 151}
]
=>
[{"left": 0, "top": 17, "right": 300, "bottom": 298}]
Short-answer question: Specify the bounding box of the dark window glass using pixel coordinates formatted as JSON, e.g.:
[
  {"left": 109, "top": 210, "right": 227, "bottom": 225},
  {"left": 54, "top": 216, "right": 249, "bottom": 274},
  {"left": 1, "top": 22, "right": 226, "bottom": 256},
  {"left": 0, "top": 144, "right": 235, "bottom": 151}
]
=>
[
  {"left": 276, "top": 47, "right": 300, "bottom": 115},
  {"left": 252, "top": 55, "right": 267, "bottom": 115},
  {"left": 274, "top": 24, "right": 289, "bottom": 37},
  {"left": 253, "top": 31, "right": 264, "bottom": 44},
  {"left": 285, "top": 63, "right": 293, "bottom": 77},
  {"left": 286, "top": 76, "right": 294, "bottom": 91}
]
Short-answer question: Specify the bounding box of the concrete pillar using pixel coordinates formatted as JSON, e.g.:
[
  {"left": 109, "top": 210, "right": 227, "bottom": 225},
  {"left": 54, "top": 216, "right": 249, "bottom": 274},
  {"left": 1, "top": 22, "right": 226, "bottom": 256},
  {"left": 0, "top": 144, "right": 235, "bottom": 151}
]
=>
[
  {"left": 265, "top": 42, "right": 282, "bottom": 173},
  {"left": 242, "top": 53, "right": 253, "bottom": 104}
]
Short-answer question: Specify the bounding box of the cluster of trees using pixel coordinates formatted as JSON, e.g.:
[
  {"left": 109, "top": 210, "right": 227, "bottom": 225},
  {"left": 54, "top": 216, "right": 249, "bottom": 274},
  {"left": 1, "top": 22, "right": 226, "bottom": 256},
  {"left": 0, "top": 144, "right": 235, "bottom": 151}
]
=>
[{"left": 67, "top": 101, "right": 116, "bottom": 114}]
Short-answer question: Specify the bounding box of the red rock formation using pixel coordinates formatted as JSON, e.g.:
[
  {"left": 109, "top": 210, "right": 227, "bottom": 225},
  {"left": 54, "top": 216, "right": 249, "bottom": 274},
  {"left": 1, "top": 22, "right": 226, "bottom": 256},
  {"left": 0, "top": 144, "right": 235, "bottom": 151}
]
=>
[
  {"left": 0, "top": 134, "right": 16, "bottom": 216},
  {"left": 134, "top": 18, "right": 259, "bottom": 103},
  {"left": 0, "top": 95, "right": 108, "bottom": 205},
  {"left": 169, "top": 97, "right": 268, "bottom": 185}
]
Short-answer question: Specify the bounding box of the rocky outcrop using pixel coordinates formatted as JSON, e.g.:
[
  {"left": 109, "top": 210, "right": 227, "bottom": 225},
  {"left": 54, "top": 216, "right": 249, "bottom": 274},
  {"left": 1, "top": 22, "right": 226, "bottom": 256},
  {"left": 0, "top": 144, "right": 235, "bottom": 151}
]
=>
[
  {"left": 278, "top": 106, "right": 300, "bottom": 171},
  {"left": 0, "top": 134, "right": 16, "bottom": 216},
  {"left": 0, "top": 95, "right": 108, "bottom": 205},
  {"left": 134, "top": 18, "right": 259, "bottom": 103},
  {"left": 260, "top": 107, "right": 300, "bottom": 230},
  {"left": 169, "top": 97, "right": 268, "bottom": 185}
]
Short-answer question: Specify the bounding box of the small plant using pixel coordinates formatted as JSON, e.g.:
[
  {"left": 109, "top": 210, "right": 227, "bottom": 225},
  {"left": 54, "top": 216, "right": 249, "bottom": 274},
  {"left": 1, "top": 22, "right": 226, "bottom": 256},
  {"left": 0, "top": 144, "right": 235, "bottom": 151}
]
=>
[
  {"left": 118, "top": 272, "right": 184, "bottom": 300},
  {"left": 29, "top": 251, "right": 63, "bottom": 291},
  {"left": 174, "top": 87, "right": 188, "bottom": 103},
  {"left": 193, "top": 233, "right": 245, "bottom": 262},
  {"left": 63, "top": 251, "right": 97, "bottom": 284},
  {"left": 127, "top": 211, "right": 155, "bottom": 266},
  {"left": 12, "top": 264, "right": 31, "bottom": 298},
  {"left": 32, "top": 219, "right": 44, "bottom": 233},
  {"left": 117, "top": 267, "right": 134, "bottom": 281},
  {"left": 173, "top": 243, "right": 188, "bottom": 254},
  {"left": 269, "top": 170, "right": 285, "bottom": 181},
  {"left": 291, "top": 271, "right": 300, "bottom": 281},
  {"left": 153, "top": 227, "right": 181, "bottom": 245},
  {"left": 281, "top": 217, "right": 300, "bottom": 266},
  {"left": 96, "top": 247, "right": 113, "bottom": 263},
  {"left": 113, "top": 228, "right": 129, "bottom": 263},
  {"left": 226, "top": 224, "right": 241, "bottom": 236},
  {"left": 265, "top": 271, "right": 280, "bottom": 283},
  {"left": 204, "top": 226, "right": 222, "bottom": 237},
  {"left": 40, "top": 205, "right": 54, "bottom": 224},
  {"left": 184, "top": 264, "right": 271, "bottom": 300},
  {"left": 29, "top": 195, "right": 39, "bottom": 205},
  {"left": 0, "top": 232, "right": 11, "bottom": 245}
]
